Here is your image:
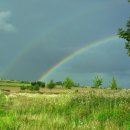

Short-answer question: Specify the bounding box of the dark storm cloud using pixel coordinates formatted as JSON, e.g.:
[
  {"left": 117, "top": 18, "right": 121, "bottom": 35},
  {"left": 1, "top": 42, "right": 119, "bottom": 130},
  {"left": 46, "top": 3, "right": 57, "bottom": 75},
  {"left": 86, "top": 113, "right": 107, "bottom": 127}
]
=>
[
  {"left": 5, "top": 43, "right": 72, "bottom": 80},
  {"left": 0, "top": 0, "right": 130, "bottom": 87}
]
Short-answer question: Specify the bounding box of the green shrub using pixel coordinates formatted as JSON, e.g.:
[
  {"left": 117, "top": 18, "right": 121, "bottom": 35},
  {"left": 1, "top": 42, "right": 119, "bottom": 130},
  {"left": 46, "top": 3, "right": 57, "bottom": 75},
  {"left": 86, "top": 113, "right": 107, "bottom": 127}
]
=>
[
  {"left": 41, "top": 82, "right": 45, "bottom": 88},
  {"left": 47, "top": 80, "right": 55, "bottom": 89},
  {"left": 63, "top": 77, "right": 74, "bottom": 89},
  {"left": 92, "top": 76, "right": 103, "bottom": 88},
  {"left": 33, "top": 85, "right": 40, "bottom": 91},
  {"left": 20, "top": 85, "right": 26, "bottom": 90},
  {"left": 31, "top": 81, "right": 45, "bottom": 88},
  {"left": 31, "top": 81, "right": 37, "bottom": 86},
  {"left": 29, "top": 85, "right": 40, "bottom": 91},
  {"left": 110, "top": 77, "right": 118, "bottom": 90}
]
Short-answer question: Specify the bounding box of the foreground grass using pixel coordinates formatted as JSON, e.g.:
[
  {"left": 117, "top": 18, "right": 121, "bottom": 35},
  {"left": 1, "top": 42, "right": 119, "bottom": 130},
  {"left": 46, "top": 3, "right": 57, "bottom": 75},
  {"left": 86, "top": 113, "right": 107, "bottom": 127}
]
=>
[{"left": 0, "top": 89, "right": 130, "bottom": 130}]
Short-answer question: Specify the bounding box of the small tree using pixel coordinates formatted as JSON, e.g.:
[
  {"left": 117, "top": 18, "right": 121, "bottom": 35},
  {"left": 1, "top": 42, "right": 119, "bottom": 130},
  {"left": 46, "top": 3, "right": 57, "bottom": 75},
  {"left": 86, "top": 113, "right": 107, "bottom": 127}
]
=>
[
  {"left": 41, "top": 82, "right": 45, "bottom": 88},
  {"left": 31, "top": 82, "right": 37, "bottom": 86},
  {"left": 47, "top": 80, "right": 55, "bottom": 89},
  {"left": 92, "top": 76, "right": 103, "bottom": 88},
  {"left": 110, "top": 77, "right": 117, "bottom": 90},
  {"left": 118, "top": 0, "right": 130, "bottom": 56},
  {"left": 63, "top": 77, "right": 74, "bottom": 89}
]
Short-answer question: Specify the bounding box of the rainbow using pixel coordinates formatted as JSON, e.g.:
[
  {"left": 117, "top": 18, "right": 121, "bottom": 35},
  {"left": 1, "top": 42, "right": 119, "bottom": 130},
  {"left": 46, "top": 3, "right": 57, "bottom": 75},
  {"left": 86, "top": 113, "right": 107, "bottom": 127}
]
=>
[{"left": 38, "top": 35, "right": 118, "bottom": 81}]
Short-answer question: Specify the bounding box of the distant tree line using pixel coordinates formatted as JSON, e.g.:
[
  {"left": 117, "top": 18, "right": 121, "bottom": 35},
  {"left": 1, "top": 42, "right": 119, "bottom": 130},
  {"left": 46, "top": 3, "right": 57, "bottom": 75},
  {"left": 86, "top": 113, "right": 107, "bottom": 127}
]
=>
[
  {"left": 20, "top": 76, "right": 118, "bottom": 91},
  {"left": 20, "top": 81, "right": 45, "bottom": 91}
]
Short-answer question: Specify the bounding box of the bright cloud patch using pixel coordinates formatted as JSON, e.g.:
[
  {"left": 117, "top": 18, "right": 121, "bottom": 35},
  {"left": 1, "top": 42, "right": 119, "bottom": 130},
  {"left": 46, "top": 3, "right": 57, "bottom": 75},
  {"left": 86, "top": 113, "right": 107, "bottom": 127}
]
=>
[{"left": 0, "top": 11, "right": 16, "bottom": 32}]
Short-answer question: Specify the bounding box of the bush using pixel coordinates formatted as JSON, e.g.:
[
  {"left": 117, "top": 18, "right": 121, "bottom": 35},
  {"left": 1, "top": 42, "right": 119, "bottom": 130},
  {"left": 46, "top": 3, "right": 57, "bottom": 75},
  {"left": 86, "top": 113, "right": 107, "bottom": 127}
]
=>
[
  {"left": 41, "top": 82, "right": 45, "bottom": 88},
  {"left": 47, "top": 80, "right": 55, "bottom": 89},
  {"left": 33, "top": 85, "right": 40, "bottom": 91},
  {"left": 92, "top": 76, "right": 103, "bottom": 88},
  {"left": 110, "top": 77, "right": 118, "bottom": 90},
  {"left": 20, "top": 86, "right": 26, "bottom": 90},
  {"left": 63, "top": 77, "right": 74, "bottom": 89},
  {"left": 29, "top": 85, "right": 40, "bottom": 91},
  {"left": 31, "top": 81, "right": 45, "bottom": 88},
  {"left": 31, "top": 82, "right": 37, "bottom": 86}
]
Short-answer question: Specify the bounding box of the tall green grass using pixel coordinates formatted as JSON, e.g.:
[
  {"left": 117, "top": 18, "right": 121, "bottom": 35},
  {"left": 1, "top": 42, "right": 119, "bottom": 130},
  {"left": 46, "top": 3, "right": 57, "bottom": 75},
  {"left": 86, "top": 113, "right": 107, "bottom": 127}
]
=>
[{"left": 0, "top": 90, "right": 130, "bottom": 130}]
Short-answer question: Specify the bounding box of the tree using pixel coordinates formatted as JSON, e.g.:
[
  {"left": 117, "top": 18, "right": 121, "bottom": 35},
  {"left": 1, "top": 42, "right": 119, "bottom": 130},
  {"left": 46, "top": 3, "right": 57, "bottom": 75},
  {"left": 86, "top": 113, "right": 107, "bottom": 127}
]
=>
[
  {"left": 63, "top": 77, "right": 74, "bottom": 89},
  {"left": 110, "top": 77, "right": 117, "bottom": 90},
  {"left": 47, "top": 80, "right": 55, "bottom": 89},
  {"left": 92, "top": 76, "right": 103, "bottom": 88},
  {"left": 36, "top": 81, "right": 45, "bottom": 88},
  {"left": 41, "top": 82, "right": 45, "bottom": 88},
  {"left": 118, "top": 1, "right": 130, "bottom": 56},
  {"left": 31, "top": 81, "right": 37, "bottom": 86},
  {"left": 31, "top": 81, "right": 45, "bottom": 88}
]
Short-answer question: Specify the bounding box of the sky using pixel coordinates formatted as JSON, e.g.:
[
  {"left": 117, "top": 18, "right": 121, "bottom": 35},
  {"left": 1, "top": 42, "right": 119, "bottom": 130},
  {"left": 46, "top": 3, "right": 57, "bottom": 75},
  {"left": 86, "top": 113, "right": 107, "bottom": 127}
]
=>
[{"left": 0, "top": 0, "right": 130, "bottom": 87}]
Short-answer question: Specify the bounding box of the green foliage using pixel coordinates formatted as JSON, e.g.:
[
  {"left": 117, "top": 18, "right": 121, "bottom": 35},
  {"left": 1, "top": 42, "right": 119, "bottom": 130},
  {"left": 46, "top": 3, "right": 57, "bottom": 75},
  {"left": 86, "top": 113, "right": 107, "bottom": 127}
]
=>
[
  {"left": 40, "top": 82, "right": 45, "bottom": 88},
  {"left": 31, "top": 81, "right": 45, "bottom": 88},
  {"left": 47, "top": 80, "right": 55, "bottom": 89},
  {"left": 20, "top": 80, "right": 30, "bottom": 84},
  {"left": 20, "top": 85, "right": 26, "bottom": 90},
  {"left": 20, "top": 84, "right": 40, "bottom": 91},
  {"left": 63, "top": 77, "right": 74, "bottom": 89},
  {"left": 118, "top": 5, "right": 130, "bottom": 56},
  {"left": 110, "top": 77, "right": 118, "bottom": 90},
  {"left": 29, "top": 85, "right": 40, "bottom": 91},
  {"left": 28, "top": 81, "right": 45, "bottom": 91},
  {"left": 20, "top": 82, "right": 41, "bottom": 91},
  {"left": 92, "top": 76, "right": 103, "bottom": 88},
  {"left": 36, "top": 81, "right": 44, "bottom": 87},
  {"left": 33, "top": 85, "right": 40, "bottom": 91}
]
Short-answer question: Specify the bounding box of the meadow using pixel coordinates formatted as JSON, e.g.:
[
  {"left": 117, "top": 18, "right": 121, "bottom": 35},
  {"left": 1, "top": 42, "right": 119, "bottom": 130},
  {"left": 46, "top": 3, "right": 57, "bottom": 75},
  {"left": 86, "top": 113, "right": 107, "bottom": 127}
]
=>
[
  {"left": 0, "top": 86, "right": 130, "bottom": 130},
  {"left": 0, "top": 80, "right": 31, "bottom": 87}
]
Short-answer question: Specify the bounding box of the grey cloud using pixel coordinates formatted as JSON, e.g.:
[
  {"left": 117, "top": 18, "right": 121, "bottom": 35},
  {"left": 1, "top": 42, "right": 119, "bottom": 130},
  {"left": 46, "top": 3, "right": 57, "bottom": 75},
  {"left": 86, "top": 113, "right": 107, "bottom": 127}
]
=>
[
  {"left": 0, "top": 11, "right": 16, "bottom": 32},
  {"left": 0, "top": 0, "right": 130, "bottom": 87}
]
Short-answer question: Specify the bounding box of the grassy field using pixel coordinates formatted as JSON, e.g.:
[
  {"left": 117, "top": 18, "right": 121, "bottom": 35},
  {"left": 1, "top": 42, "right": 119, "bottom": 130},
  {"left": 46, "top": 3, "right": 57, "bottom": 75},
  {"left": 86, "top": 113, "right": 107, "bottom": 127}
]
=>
[
  {"left": 0, "top": 87, "right": 130, "bottom": 130},
  {"left": 0, "top": 80, "right": 31, "bottom": 87}
]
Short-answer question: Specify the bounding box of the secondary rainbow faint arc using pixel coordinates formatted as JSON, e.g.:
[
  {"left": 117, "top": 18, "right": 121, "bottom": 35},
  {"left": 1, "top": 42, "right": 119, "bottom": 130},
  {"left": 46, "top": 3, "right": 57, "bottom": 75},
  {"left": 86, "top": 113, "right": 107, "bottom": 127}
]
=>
[
  {"left": 2, "top": 3, "right": 104, "bottom": 77},
  {"left": 38, "top": 35, "right": 118, "bottom": 81}
]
